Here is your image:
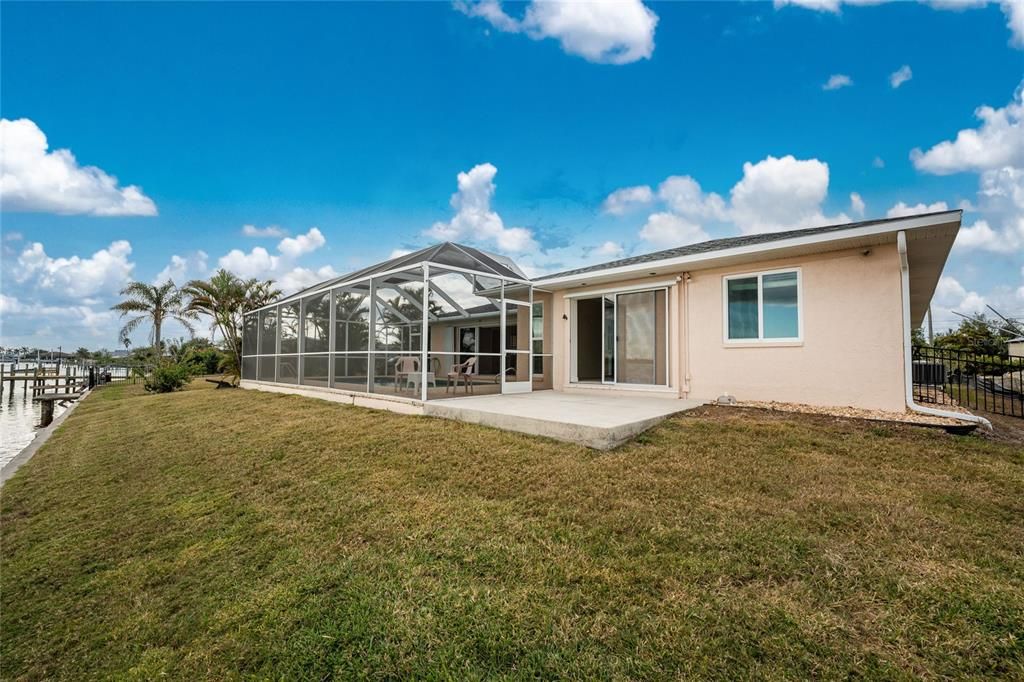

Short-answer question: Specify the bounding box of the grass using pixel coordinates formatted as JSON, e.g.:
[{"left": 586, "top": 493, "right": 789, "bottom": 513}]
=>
[{"left": 2, "top": 380, "right": 1023, "bottom": 679}]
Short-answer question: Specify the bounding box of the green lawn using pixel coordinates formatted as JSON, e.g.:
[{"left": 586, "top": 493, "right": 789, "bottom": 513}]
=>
[{"left": 2, "top": 381, "right": 1023, "bottom": 679}]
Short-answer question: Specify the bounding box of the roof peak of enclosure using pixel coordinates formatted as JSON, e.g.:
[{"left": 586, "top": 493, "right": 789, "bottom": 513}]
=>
[{"left": 266, "top": 241, "right": 529, "bottom": 310}]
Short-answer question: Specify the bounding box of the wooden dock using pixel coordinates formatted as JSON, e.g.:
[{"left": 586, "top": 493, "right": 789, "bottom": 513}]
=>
[
  {"left": 3, "top": 366, "right": 86, "bottom": 395},
  {"left": 3, "top": 365, "right": 90, "bottom": 426},
  {"left": 32, "top": 391, "right": 87, "bottom": 427}
]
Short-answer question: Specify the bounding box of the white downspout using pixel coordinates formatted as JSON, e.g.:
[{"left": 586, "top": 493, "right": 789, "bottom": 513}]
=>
[
  {"left": 897, "top": 231, "right": 992, "bottom": 431},
  {"left": 679, "top": 273, "right": 691, "bottom": 398}
]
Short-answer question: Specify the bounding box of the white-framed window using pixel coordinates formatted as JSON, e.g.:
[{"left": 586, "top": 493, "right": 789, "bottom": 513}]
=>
[{"left": 723, "top": 268, "right": 802, "bottom": 343}]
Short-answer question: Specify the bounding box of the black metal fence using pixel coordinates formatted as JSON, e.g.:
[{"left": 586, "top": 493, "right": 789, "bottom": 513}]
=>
[
  {"left": 912, "top": 345, "right": 1024, "bottom": 418},
  {"left": 87, "top": 366, "right": 144, "bottom": 387}
]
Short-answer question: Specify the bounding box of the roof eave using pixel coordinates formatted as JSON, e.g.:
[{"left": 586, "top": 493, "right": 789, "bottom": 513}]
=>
[{"left": 533, "top": 211, "right": 963, "bottom": 288}]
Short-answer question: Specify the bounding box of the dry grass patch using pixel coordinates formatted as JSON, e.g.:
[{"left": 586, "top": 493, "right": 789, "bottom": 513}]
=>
[{"left": 2, "top": 382, "right": 1022, "bottom": 679}]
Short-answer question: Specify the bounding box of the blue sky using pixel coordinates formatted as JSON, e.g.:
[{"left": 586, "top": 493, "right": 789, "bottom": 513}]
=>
[{"left": 1, "top": 0, "right": 1022, "bottom": 350}]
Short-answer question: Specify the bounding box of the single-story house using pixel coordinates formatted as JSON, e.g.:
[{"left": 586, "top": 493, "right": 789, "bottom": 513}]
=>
[{"left": 241, "top": 209, "right": 966, "bottom": 420}]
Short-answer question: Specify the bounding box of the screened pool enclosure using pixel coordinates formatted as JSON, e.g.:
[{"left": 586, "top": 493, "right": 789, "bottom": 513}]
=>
[{"left": 241, "top": 242, "right": 544, "bottom": 401}]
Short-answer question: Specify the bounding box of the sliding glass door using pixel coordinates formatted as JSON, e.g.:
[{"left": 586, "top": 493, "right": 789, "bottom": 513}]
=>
[
  {"left": 574, "top": 288, "right": 667, "bottom": 387},
  {"left": 616, "top": 290, "right": 667, "bottom": 385}
]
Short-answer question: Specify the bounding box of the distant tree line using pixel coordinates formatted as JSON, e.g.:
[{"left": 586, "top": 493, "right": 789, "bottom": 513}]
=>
[{"left": 916, "top": 312, "right": 1022, "bottom": 356}]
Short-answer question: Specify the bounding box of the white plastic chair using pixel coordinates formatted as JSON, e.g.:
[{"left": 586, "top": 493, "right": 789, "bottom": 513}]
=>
[{"left": 446, "top": 356, "right": 478, "bottom": 394}]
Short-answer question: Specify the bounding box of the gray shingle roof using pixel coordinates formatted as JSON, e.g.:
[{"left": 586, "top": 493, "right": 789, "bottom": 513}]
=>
[{"left": 533, "top": 210, "right": 961, "bottom": 282}]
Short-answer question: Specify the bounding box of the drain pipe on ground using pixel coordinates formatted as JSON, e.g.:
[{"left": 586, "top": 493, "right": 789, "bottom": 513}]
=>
[{"left": 897, "top": 230, "right": 992, "bottom": 431}]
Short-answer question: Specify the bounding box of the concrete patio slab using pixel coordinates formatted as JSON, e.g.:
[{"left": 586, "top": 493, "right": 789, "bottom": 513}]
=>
[{"left": 424, "top": 391, "right": 704, "bottom": 449}]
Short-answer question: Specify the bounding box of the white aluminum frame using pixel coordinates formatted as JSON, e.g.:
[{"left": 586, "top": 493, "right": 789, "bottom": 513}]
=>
[
  {"left": 251, "top": 259, "right": 533, "bottom": 313},
  {"left": 531, "top": 300, "right": 551, "bottom": 379},
  {"left": 241, "top": 260, "right": 534, "bottom": 401},
  {"left": 722, "top": 267, "right": 803, "bottom": 345},
  {"left": 502, "top": 288, "right": 533, "bottom": 394}
]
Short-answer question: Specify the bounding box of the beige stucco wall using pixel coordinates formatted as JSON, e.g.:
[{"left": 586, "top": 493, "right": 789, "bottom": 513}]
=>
[
  {"left": 684, "top": 243, "right": 906, "bottom": 411},
  {"left": 547, "top": 243, "right": 907, "bottom": 412}
]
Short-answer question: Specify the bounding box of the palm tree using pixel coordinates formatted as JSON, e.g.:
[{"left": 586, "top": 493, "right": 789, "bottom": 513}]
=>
[
  {"left": 183, "top": 270, "right": 281, "bottom": 380},
  {"left": 245, "top": 279, "right": 281, "bottom": 310},
  {"left": 111, "top": 281, "right": 196, "bottom": 361},
  {"left": 378, "top": 286, "right": 443, "bottom": 351}
]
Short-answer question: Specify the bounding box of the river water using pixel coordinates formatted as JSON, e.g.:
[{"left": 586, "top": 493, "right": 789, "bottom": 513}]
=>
[{"left": 0, "top": 363, "right": 127, "bottom": 469}]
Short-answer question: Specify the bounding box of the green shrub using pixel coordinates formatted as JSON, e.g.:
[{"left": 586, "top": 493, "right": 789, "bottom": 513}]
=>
[
  {"left": 144, "top": 363, "right": 191, "bottom": 393},
  {"left": 181, "top": 347, "right": 225, "bottom": 376}
]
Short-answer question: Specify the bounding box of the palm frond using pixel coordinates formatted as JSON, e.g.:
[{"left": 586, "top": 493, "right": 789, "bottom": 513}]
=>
[
  {"left": 173, "top": 314, "right": 198, "bottom": 337},
  {"left": 119, "top": 281, "right": 157, "bottom": 301},
  {"left": 111, "top": 300, "right": 152, "bottom": 315},
  {"left": 118, "top": 315, "right": 147, "bottom": 344}
]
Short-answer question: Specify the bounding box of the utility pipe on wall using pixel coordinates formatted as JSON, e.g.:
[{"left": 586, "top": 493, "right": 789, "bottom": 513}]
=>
[
  {"left": 678, "top": 273, "right": 691, "bottom": 399},
  {"left": 897, "top": 231, "right": 992, "bottom": 430}
]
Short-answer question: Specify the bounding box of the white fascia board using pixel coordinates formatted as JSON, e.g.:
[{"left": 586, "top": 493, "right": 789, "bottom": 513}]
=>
[{"left": 535, "top": 212, "right": 961, "bottom": 289}]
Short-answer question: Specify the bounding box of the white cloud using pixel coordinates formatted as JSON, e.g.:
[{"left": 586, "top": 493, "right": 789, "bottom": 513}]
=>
[
  {"left": 218, "top": 246, "right": 280, "bottom": 280},
  {"left": 456, "top": 0, "right": 658, "bottom": 65},
  {"left": 217, "top": 247, "right": 336, "bottom": 295},
  {"left": 216, "top": 226, "right": 332, "bottom": 294},
  {"left": 822, "top": 74, "right": 853, "bottom": 91},
  {"left": 241, "top": 224, "right": 287, "bottom": 238},
  {"left": 935, "top": 274, "right": 968, "bottom": 306},
  {"left": 592, "top": 241, "right": 625, "bottom": 258},
  {"left": 3, "top": 231, "right": 23, "bottom": 242},
  {"left": 955, "top": 220, "right": 1003, "bottom": 251},
  {"left": 425, "top": 162, "right": 537, "bottom": 252},
  {"left": 933, "top": 274, "right": 988, "bottom": 320},
  {"left": 850, "top": 192, "right": 866, "bottom": 217},
  {"left": 277, "top": 265, "right": 341, "bottom": 293},
  {"left": 0, "top": 293, "right": 123, "bottom": 345},
  {"left": 886, "top": 200, "right": 950, "bottom": 218},
  {"left": 0, "top": 293, "right": 25, "bottom": 315},
  {"left": 14, "top": 239, "right": 135, "bottom": 299},
  {"left": 278, "top": 227, "right": 326, "bottom": 258},
  {"left": 154, "top": 251, "right": 209, "bottom": 285},
  {"left": 1004, "top": 0, "right": 1024, "bottom": 47},
  {"left": 888, "top": 167, "right": 1024, "bottom": 254},
  {"left": 730, "top": 155, "right": 847, "bottom": 234},
  {"left": 0, "top": 118, "right": 157, "bottom": 216},
  {"left": 776, "top": 1, "right": 1024, "bottom": 47},
  {"left": 889, "top": 64, "right": 913, "bottom": 88},
  {"left": 970, "top": 165, "right": 1024, "bottom": 249},
  {"left": 900, "top": 82, "right": 1024, "bottom": 257},
  {"left": 1, "top": 239, "right": 145, "bottom": 350},
  {"left": 608, "top": 154, "right": 850, "bottom": 249},
  {"left": 638, "top": 212, "right": 708, "bottom": 247},
  {"left": 389, "top": 248, "right": 413, "bottom": 259},
  {"left": 601, "top": 185, "right": 654, "bottom": 215},
  {"left": 657, "top": 175, "right": 728, "bottom": 220},
  {"left": 911, "top": 82, "right": 1024, "bottom": 174},
  {"left": 775, "top": 0, "right": 844, "bottom": 11},
  {"left": 220, "top": 227, "right": 326, "bottom": 278},
  {"left": 979, "top": 164, "right": 1024, "bottom": 210},
  {"left": 873, "top": 156, "right": 885, "bottom": 169}
]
